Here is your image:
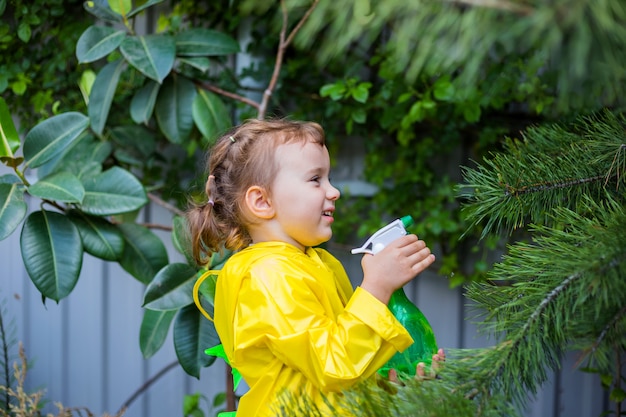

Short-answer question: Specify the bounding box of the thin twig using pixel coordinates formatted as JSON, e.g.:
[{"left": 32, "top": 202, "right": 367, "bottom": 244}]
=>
[
  {"left": 117, "top": 360, "right": 179, "bottom": 415},
  {"left": 258, "top": 0, "right": 320, "bottom": 119},
  {"left": 195, "top": 80, "right": 261, "bottom": 110},
  {"left": 148, "top": 192, "right": 185, "bottom": 217}
]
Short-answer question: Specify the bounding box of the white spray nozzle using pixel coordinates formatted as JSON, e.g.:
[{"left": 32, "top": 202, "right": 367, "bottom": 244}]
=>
[{"left": 351, "top": 215, "right": 414, "bottom": 255}]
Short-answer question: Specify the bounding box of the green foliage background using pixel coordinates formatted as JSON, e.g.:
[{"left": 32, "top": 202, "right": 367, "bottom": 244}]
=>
[{"left": 1, "top": 0, "right": 624, "bottom": 415}]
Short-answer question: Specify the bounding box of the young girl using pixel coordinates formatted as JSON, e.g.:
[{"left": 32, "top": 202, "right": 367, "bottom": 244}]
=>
[{"left": 187, "top": 119, "right": 440, "bottom": 416}]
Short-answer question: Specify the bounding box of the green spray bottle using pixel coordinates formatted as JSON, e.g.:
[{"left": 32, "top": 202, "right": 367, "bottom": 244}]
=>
[{"left": 351, "top": 215, "right": 438, "bottom": 378}]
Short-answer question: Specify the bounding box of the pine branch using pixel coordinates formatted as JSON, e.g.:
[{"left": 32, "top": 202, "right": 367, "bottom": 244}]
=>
[
  {"left": 464, "top": 196, "right": 626, "bottom": 403},
  {"left": 459, "top": 110, "right": 626, "bottom": 238}
]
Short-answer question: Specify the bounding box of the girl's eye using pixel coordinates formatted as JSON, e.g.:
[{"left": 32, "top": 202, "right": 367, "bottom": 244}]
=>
[{"left": 310, "top": 176, "right": 320, "bottom": 183}]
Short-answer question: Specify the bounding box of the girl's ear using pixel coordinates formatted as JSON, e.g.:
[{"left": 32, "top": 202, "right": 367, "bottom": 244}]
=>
[{"left": 244, "top": 185, "right": 274, "bottom": 219}]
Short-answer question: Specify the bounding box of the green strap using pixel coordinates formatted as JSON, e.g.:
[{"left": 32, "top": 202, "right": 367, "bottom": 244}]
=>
[{"left": 205, "top": 344, "right": 243, "bottom": 391}]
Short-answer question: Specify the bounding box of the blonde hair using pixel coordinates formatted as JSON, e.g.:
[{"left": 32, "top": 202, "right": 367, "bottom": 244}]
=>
[{"left": 187, "top": 118, "right": 326, "bottom": 265}]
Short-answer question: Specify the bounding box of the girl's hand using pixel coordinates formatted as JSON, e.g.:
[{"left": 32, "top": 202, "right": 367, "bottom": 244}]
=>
[
  {"left": 388, "top": 348, "right": 446, "bottom": 384},
  {"left": 360, "top": 234, "right": 435, "bottom": 304}
]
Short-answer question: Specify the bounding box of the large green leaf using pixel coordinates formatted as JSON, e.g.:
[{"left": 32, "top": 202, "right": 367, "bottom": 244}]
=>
[
  {"left": 36, "top": 133, "right": 111, "bottom": 180},
  {"left": 117, "top": 222, "right": 168, "bottom": 284},
  {"left": 130, "top": 80, "right": 160, "bottom": 124},
  {"left": 67, "top": 210, "right": 124, "bottom": 261},
  {"left": 174, "top": 305, "right": 218, "bottom": 378},
  {"left": 84, "top": 0, "right": 121, "bottom": 24},
  {"left": 175, "top": 28, "right": 240, "bottom": 57},
  {"left": 76, "top": 25, "right": 126, "bottom": 63},
  {"left": 27, "top": 172, "right": 85, "bottom": 203},
  {"left": 109, "top": 125, "right": 157, "bottom": 158},
  {"left": 88, "top": 59, "right": 125, "bottom": 136},
  {"left": 23, "top": 112, "right": 90, "bottom": 169},
  {"left": 192, "top": 90, "right": 231, "bottom": 145},
  {"left": 20, "top": 210, "right": 83, "bottom": 301},
  {"left": 140, "top": 308, "right": 176, "bottom": 358},
  {"left": 107, "top": 0, "right": 131, "bottom": 16},
  {"left": 171, "top": 215, "right": 194, "bottom": 265},
  {"left": 120, "top": 34, "right": 175, "bottom": 83},
  {"left": 143, "top": 263, "right": 197, "bottom": 310},
  {"left": 155, "top": 76, "right": 196, "bottom": 144},
  {"left": 127, "top": 0, "right": 164, "bottom": 18},
  {"left": 81, "top": 166, "right": 147, "bottom": 215},
  {"left": 0, "top": 97, "right": 20, "bottom": 158},
  {"left": 0, "top": 180, "right": 27, "bottom": 241}
]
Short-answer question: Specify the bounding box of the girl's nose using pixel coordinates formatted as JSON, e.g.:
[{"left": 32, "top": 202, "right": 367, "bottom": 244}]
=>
[{"left": 327, "top": 183, "right": 340, "bottom": 200}]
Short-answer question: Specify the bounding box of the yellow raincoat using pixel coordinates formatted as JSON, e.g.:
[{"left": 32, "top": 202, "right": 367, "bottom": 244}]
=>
[{"left": 214, "top": 242, "right": 413, "bottom": 416}]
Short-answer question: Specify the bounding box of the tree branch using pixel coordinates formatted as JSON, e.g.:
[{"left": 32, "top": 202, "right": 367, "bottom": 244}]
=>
[
  {"left": 148, "top": 192, "right": 185, "bottom": 217},
  {"left": 258, "top": 0, "right": 320, "bottom": 119},
  {"left": 195, "top": 79, "right": 261, "bottom": 110}
]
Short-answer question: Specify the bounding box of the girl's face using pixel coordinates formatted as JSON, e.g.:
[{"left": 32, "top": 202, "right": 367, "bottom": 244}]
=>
[{"left": 266, "top": 140, "right": 340, "bottom": 251}]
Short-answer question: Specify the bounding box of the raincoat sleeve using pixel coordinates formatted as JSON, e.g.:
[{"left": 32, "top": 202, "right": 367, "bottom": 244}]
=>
[{"left": 231, "top": 257, "right": 413, "bottom": 392}]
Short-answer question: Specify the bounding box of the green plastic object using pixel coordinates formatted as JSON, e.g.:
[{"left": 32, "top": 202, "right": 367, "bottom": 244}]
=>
[{"left": 379, "top": 287, "right": 438, "bottom": 378}]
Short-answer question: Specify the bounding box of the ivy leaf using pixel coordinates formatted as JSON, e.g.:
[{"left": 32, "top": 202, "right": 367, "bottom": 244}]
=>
[
  {"left": 88, "top": 59, "right": 125, "bottom": 136},
  {"left": 175, "top": 28, "right": 240, "bottom": 56},
  {"left": 0, "top": 97, "right": 20, "bottom": 158},
  {"left": 120, "top": 34, "right": 175, "bottom": 84},
  {"left": 81, "top": 166, "right": 147, "bottom": 215},
  {"left": 155, "top": 76, "right": 196, "bottom": 144},
  {"left": 351, "top": 82, "right": 371, "bottom": 103},
  {"left": 143, "top": 263, "right": 198, "bottom": 310},
  {"left": 23, "top": 112, "right": 90, "bottom": 168},
  {"left": 320, "top": 83, "right": 346, "bottom": 101},
  {"left": 0, "top": 181, "right": 27, "bottom": 241},
  {"left": 27, "top": 171, "right": 85, "bottom": 203},
  {"left": 140, "top": 308, "right": 176, "bottom": 358},
  {"left": 433, "top": 77, "right": 455, "bottom": 101},
  {"left": 17, "top": 22, "right": 31, "bottom": 42},
  {"left": 192, "top": 90, "right": 231, "bottom": 145},
  {"left": 76, "top": 25, "right": 126, "bottom": 63},
  {"left": 20, "top": 210, "right": 83, "bottom": 302}
]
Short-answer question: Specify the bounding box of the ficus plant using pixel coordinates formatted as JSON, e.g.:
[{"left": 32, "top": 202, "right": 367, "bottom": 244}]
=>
[{"left": 0, "top": 0, "right": 323, "bottom": 402}]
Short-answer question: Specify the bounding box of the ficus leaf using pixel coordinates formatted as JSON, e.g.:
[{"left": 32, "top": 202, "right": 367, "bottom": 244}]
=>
[
  {"left": 20, "top": 210, "right": 83, "bottom": 302},
  {"left": 88, "top": 59, "right": 125, "bottom": 136},
  {"left": 130, "top": 80, "right": 160, "bottom": 124},
  {"left": 23, "top": 112, "right": 89, "bottom": 169},
  {"left": 120, "top": 34, "right": 175, "bottom": 84},
  {"left": 117, "top": 222, "right": 168, "bottom": 284},
  {"left": 192, "top": 90, "right": 231, "bottom": 145},
  {"left": 0, "top": 97, "right": 20, "bottom": 158},
  {"left": 28, "top": 172, "right": 85, "bottom": 203},
  {"left": 173, "top": 305, "right": 218, "bottom": 378},
  {"left": 67, "top": 210, "right": 124, "bottom": 261},
  {"left": 143, "top": 263, "right": 198, "bottom": 310},
  {"left": 0, "top": 180, "right": 27, "bottom": 241},
  {"left": 175, "top": 28, "right": 240, "bottom": 57},
  {"left": 81, "top": 166, "right": 147, "bottom": 216},
  {"left": 155, "top": 76, "right": 196, "bottom": 144},
  {"left": 139, "top": 308, "right": 176, "bottom": 358},
  {"left": 76, "top": 25, "right": 126, "bottom": 63}
]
